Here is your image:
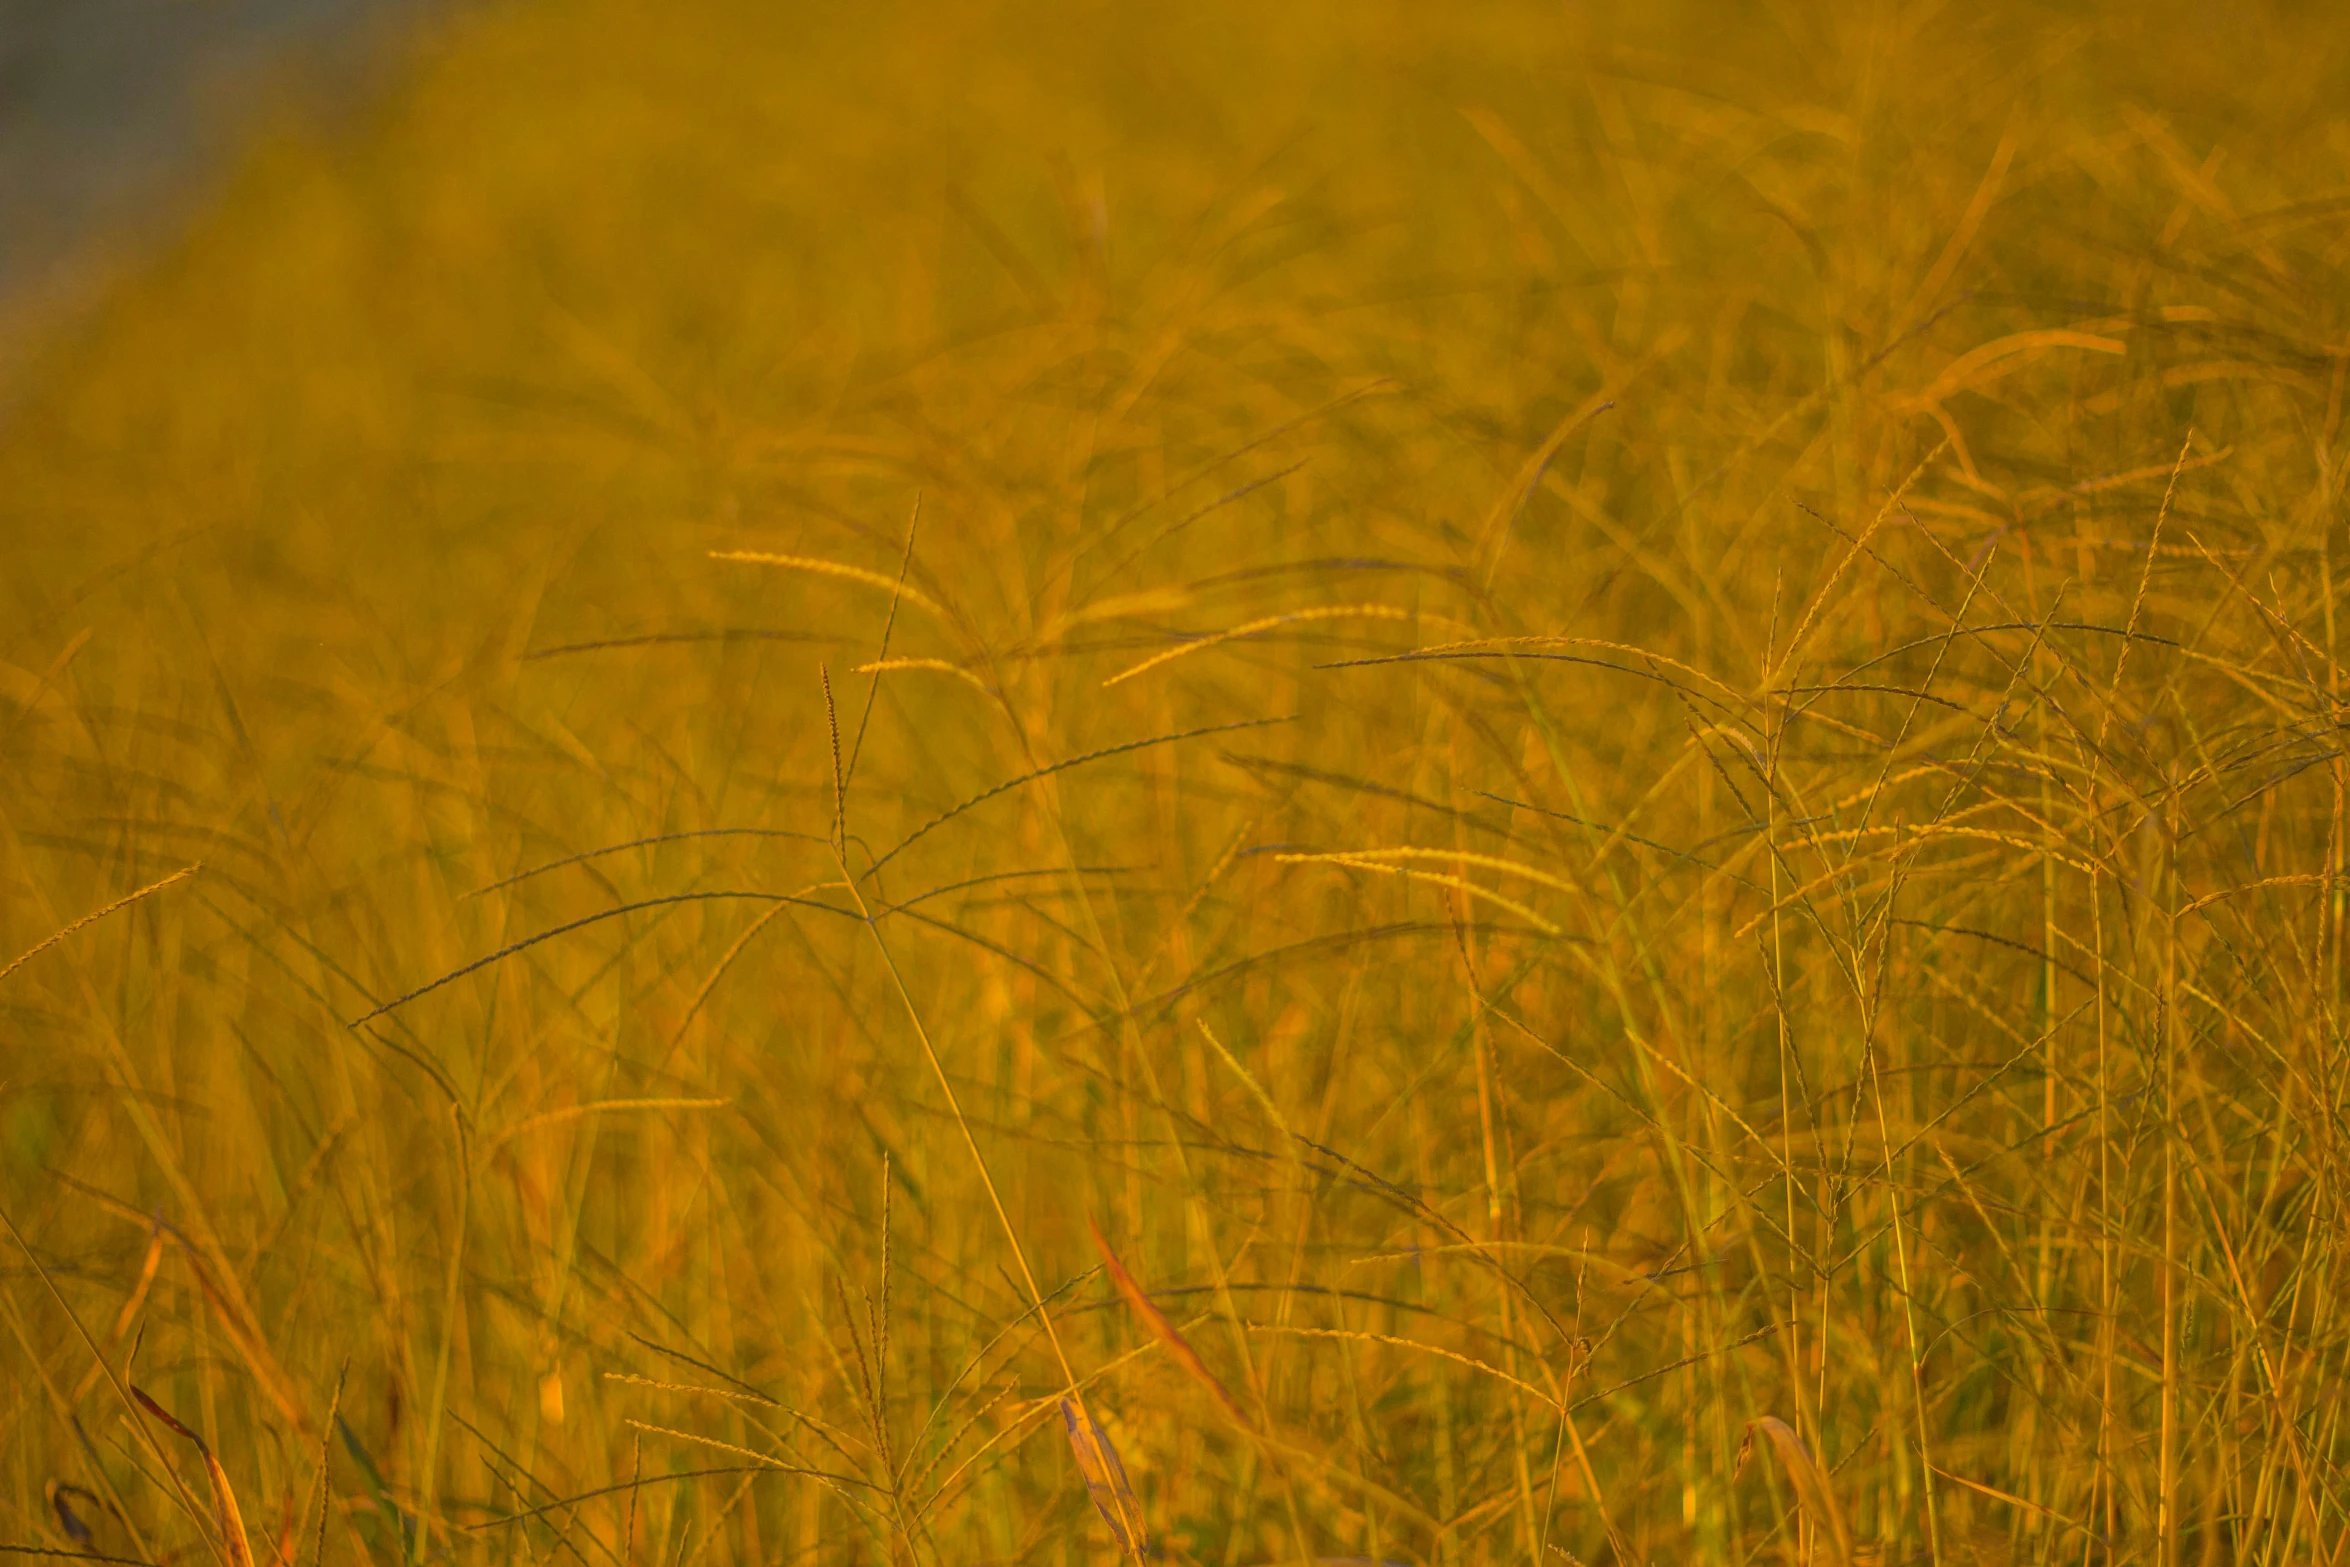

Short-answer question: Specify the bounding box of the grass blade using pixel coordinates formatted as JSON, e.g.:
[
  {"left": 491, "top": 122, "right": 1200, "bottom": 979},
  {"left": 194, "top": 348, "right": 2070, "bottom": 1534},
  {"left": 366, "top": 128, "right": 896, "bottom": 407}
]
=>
[
  {"left": 1059, "top": 1396, "right": 1146, "bottom": 1562},
  {"left": 128, "top": 1387, "right": 253, "bottom": 1567},
  {"left": 1740, "top": 1417, "right": 1851, "bottom": 1567}
]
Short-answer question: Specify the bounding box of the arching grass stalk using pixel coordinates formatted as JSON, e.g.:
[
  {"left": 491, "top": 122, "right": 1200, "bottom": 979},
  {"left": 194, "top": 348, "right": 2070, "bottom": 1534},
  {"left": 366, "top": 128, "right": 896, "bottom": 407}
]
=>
[{"left": 817, "top": 667, "right": 1078, "bottom": 1393}]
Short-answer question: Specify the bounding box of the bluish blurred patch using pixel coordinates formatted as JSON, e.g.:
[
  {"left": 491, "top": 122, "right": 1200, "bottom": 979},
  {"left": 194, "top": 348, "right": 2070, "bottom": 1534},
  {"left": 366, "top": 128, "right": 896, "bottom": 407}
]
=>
[{"left": 0, "top": 0, "right": 418, "bottom": 309}]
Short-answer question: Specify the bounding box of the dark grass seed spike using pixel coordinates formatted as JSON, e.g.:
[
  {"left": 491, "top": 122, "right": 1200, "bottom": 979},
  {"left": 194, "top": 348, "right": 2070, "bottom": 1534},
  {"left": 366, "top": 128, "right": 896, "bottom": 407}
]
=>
[
  {"left": 858, "top": 715, "right": 1294, "bottom": 883},
  {"left": 821, "top": 663, "right": 846, "bottom": 856},
  {"left": 462, "top": 829, "right": 826, "bottom": 900},
  {"left": 345, "top": 890, "right": 856, "bottom": 1027},
  {"left": 308, "top": 1364, "right": 347, "bottom": 1567}
]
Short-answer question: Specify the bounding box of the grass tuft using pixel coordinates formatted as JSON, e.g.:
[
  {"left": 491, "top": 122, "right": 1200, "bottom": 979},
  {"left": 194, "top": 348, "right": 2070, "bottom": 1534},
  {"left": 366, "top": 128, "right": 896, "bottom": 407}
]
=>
[{"left": 3, "top": 1, "right": 2348, "bottom": 1564}]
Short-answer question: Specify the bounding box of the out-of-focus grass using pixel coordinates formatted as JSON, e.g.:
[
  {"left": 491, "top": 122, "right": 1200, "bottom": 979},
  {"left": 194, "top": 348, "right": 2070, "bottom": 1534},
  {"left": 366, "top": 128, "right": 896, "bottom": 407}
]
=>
[{"left": 4, "top": 2, "right": 2348, "bottom": 1564}]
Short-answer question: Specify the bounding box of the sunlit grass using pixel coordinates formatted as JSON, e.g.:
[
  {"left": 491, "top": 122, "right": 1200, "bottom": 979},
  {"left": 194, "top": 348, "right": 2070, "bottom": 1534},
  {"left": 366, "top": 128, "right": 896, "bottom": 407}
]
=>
[{"left": 4, "top": 2, "right": 2348, "bottom": 1564}]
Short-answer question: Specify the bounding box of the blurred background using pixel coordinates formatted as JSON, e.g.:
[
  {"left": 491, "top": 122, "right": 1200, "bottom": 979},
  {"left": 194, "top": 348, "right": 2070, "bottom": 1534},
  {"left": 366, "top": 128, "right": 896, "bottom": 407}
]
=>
[{"left": 0, "top": 0, "right": 421, "bottom": 366}]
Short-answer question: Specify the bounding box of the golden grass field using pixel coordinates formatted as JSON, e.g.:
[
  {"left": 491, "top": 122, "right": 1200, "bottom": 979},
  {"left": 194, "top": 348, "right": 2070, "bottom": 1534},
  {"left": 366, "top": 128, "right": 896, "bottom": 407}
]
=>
[{"left": 4, "top": 1, "right": 2348, "bottom": 1563}]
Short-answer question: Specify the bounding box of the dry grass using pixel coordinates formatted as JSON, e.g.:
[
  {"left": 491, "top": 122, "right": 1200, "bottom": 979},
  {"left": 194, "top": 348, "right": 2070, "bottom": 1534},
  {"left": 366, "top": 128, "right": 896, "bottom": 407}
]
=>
[{"left": 3, "top": 1, "right": 2348, "bottom": 1564}]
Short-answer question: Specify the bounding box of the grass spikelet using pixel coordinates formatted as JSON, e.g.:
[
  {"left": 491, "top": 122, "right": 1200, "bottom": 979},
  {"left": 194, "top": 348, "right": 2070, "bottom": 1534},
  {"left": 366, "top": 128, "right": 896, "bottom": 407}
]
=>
[
  {"left": 0, "top": 864, "right": 200, "bottom": 988},
  {"left": 709, "top": 551, "right": 946, "bottom": 618},
  {"left": 1088, "top": 1217, "right": 1255, "bottom": 1430},
  {"left": 130, "top": 1384, "right": 256, "bottom": 1567},
  {"left": 851, "top": 658, "right": 994, "bottom": 695},
  {"left": 1282, "top": 846, "right": 1578, "bottom": 897},
  {"left": 1059, "top": 1395, "right": 1147, "bottom": 1562},
  {"left": 1102, "top": 604, "right": 1420, "bottom": 687},
  {"left": 487, "top": 1096, "right": 731, "bottom": 1150},
  {"left": 1032, "top": 585, "right": 1197, "bottom": 644},
  {"left": 1738, "top": 1417, "right": 1852, "bottom": 1567},
  {"left": 1274, "top": 853, "right": 1563, "bottom": 936}
]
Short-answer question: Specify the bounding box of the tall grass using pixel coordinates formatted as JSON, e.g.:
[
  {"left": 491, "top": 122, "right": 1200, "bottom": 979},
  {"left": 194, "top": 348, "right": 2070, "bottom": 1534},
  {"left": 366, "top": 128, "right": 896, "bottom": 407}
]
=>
[{"left": 3, "top": 1, "right": 2347, "bottom": 1563}]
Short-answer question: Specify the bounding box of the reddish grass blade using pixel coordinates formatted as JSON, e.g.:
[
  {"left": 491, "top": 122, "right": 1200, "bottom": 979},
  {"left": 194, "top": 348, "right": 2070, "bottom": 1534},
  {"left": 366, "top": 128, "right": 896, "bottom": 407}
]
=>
[
  {"left": 1088, "top": 1216, "right": 1254, "bottom": 1431},
  {"left": 132, "top": 1384, "right": 257, "bottom": 1567}
]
